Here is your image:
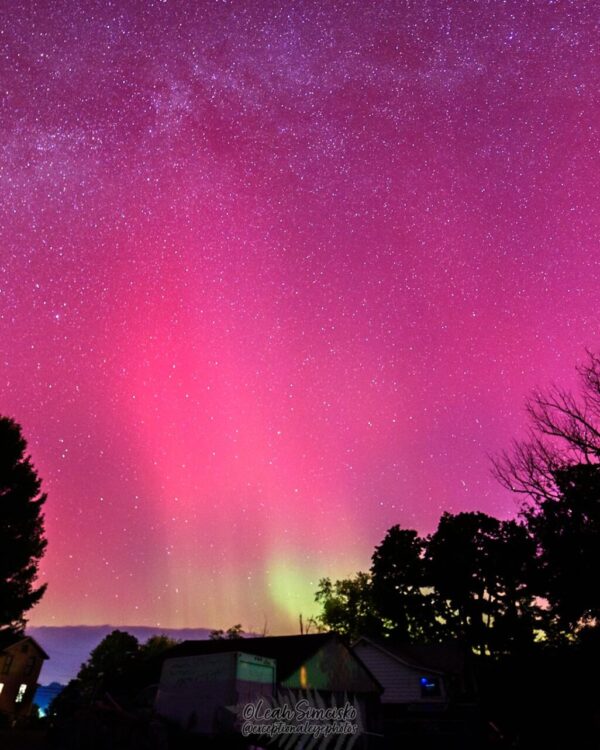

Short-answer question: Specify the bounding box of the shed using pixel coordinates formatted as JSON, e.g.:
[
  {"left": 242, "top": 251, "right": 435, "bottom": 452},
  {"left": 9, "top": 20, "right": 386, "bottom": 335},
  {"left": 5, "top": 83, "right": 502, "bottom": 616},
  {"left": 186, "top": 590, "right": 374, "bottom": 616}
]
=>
[{"left": 159, "top": 633, "right": 383, "bottom": 740}]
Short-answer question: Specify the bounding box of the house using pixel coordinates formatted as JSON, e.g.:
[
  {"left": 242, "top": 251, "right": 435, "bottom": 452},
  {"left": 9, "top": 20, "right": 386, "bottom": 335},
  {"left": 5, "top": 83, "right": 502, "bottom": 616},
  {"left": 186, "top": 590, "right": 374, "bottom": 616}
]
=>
[
  {"left": 352, "top": 636, "right": 450, "bottom": 711},
  {"left": 0, "top": 632, "right": 49, "bottom": 719},
  {"left": 158, "top": 633, "right": 383, "bottom": 742},
  {"left": 352, "top": 637, "right": 482, "bottom": 747}
]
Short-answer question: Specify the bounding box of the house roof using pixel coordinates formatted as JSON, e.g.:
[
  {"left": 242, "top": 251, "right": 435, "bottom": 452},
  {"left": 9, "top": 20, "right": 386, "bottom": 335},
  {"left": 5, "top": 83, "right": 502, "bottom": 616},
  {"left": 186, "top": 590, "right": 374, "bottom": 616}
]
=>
[
  {"left": 0, "top": 631, "right": 50, "bottom": 660},
  {"left": 390, "top": 642, "right": 467, "bottom": 676},
  {"left": 163, "top": 632, "right": 342, "bottom": 682},
  {"left": 353, "top": 636, "right": 465, "bottom": 676}
]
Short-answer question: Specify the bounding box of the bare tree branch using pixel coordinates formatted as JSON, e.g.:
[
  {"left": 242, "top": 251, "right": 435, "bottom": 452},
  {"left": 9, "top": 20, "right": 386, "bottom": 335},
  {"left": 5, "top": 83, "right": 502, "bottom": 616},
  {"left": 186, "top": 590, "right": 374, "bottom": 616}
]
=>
[{"left": 493, "top": 351, "right": 600, "bottom": 508}]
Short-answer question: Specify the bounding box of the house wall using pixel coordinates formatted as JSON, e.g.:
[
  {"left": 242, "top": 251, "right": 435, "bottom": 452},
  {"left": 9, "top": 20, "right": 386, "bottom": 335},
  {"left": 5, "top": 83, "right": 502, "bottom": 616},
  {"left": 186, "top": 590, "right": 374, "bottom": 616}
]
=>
[
  {"left": 155, "top": 653, "right": 276, "bottom": 734},
  {"left": 353, "top": 642, "right": 445, "bottom": 704},
  {"left": 281, "top": 640, "right": 383, "bottom": 740},
  {"left": 0, "top": 640, "right": 44, "bottom": 717},
  {"left": 283, "top": 639, "right": 381, "bottom": 693}
]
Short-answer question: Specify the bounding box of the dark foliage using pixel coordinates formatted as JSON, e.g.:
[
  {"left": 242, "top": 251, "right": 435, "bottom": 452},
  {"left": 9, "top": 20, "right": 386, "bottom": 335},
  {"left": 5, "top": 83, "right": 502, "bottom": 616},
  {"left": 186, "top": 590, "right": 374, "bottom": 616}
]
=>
[
  {"left": 0, "top": 416, "right": 47, "bottom": 632},
  {"left": 208, "top": 624, "right": 244, "bottom": 640},
  {"left": 426, "top": 512, "right": 538, "bottom": 653},
  {"left": 49, "top": 630, "right": 178, "bottom": 723},
  {"left": 315, "top": 573, "right": 381, "bottom": 641},
  {"left": 526, "top": 463, "right": 600, "bottom": 636},
  {"left": 317, "top": 513, "right": 540, "bottom": 655},
  {"left": 475, "top": 639, "right": 600, "bottom": 749},
  {"left": 494, "top": 350, "right": 600, "bottom": 638},
  {"left": 317, "top": 352, "right": 600, "bottom": 651},
  {"left": 371, "top": 526, "right": 438, "bottom": 641}
]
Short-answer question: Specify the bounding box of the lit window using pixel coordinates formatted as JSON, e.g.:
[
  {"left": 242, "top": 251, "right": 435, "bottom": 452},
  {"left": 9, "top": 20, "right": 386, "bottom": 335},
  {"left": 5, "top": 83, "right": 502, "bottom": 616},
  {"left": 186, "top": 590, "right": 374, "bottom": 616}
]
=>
[
  {"left": 299, "top": 665, "right": 308, "bottom": 689},
  {"left": 420, "top": 676, "right": 441, "bottom": 698},
  {"left": 15, "top": 684, "right": 27, "bottom": 703},
  {"left": 0, "top": 683, "right": 4, "bottom": 694}
]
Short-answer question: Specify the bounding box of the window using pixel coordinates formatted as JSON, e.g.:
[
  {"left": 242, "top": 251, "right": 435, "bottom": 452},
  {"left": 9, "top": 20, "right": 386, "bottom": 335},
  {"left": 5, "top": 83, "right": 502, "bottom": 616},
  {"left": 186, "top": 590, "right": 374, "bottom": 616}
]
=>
[
  {"left": 299, "top": 665, "right": 308, "bottom": 689},
  {"left": 0, "top": 683, "right": 4, "bottom": 695},
  {"left": 24, "top": 657, "right": 36, "bottom": 676},
  {"left": 1, "top": 655, "right": 13, "bottom": 675},
  {"left": 420, "top": 676, "right": 441, "bottom": 698},
  {"left": 15, "top": 684, "right": 27, "bottom": 703}
]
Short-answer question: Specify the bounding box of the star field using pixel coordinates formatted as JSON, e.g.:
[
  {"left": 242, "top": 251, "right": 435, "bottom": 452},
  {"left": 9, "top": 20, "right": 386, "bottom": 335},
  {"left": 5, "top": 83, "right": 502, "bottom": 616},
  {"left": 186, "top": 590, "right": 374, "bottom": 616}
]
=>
[{"left": 2, "top": 0, "right": 600, "bottom": 631}]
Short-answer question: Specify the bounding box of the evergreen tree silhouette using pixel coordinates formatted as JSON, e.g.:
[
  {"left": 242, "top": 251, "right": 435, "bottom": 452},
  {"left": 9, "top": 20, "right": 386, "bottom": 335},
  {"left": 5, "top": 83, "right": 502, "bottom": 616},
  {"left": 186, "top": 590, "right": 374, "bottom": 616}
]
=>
[{"left": 0, "top": 416, "right": 47, "bottom": 632}]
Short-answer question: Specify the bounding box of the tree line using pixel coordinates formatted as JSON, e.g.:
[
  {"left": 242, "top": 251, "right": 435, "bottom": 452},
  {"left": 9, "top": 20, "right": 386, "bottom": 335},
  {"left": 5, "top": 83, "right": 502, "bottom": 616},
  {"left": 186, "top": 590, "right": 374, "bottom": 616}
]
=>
[{"left": 315, "top": 351, "right": 600, "bottom": 653}]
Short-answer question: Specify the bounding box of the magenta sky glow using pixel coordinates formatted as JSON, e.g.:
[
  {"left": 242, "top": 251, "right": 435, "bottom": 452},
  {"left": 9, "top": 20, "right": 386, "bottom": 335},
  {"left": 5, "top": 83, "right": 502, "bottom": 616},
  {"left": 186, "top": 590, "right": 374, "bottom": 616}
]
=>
[{"left": 2, "top": 0, "right": 600, "bottom": 632}]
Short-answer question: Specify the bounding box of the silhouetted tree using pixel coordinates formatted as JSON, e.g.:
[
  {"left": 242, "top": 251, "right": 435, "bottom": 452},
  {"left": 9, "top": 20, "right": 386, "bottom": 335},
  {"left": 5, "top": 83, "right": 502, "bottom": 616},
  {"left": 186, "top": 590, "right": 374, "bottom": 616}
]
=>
[
  {"left": 50, "top": 631, "right": 178, "bottom": 723},
  {"left": 525, "top": 464, "right": 600, "bottom": 637},
  {"left": 486, "top": 517, "right": 541, "bottom": 652},
  {"left": 494, "top": 351, "right": 600, "bottom": 500},
  {"left": 77, "top": 629, "right": 141, "bottom": 701},
  {"left": 298, "top": 613, "right": 324, "bottom": 634},
  {"left": 315, "top": 573, "right": 382, "bottom": 640},
  {"left": 426, "top": 512, "right": 538, "bottom": 654},
  {"left": 209, "top": 623, "right": 245, "bottom": 640},
  {"left": 314, "top": 517, "right": 541, "bottom": 651},
  {"left": 140, "top": 633, "right": 178, "bottom": 658},
  {"left": 371, "top": 526, "right": 438, "bottom": 641},
  {"left": 0, "top": 416, "right": 47, "bottom": 632},
  {"left": 495, "top": 351, "right": 600, "bottom": 639}
]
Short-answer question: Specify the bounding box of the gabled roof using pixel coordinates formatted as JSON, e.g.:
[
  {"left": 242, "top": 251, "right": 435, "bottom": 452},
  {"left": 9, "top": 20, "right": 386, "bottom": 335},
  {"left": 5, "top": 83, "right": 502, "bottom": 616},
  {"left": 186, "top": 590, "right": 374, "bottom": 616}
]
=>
[
  {"left": 0, "top": 631, "right": 49, "bottom": 660},
  {"left": 163, "top": 632, "right": 340, "bottom": 682},
  {"left": 353, "top": 636, "right": 452, "bottom": 676}
]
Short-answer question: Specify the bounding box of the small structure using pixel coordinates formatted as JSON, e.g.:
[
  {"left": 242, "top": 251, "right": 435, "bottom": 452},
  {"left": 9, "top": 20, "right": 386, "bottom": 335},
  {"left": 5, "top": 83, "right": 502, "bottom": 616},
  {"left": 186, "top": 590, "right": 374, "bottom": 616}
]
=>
[
  {"left": 156, "top": 651, "right": 276, "bottom": 733},
  {"left": 157, "top": 633, "right": 383, "bottom": 742},
  {"left": 352, "top": 637, "right": 480, "bottom": 746},
  {"left": 353, "top": 636, "right": 450, "bottom": 710},
  {"left": 0, "top": 632, "right": 49, "bottom": 720}
]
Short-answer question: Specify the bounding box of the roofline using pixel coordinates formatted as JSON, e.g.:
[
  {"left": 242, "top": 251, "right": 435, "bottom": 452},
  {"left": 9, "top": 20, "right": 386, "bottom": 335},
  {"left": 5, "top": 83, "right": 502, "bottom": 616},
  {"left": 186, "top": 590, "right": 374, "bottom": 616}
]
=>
[
  {"left": 163, "top": 631, "right": 384, "bottom": 693},
  {"left": 334, "top": 634, "right": 384, "bottom": 694},
  {"left": 162, "top": 632, "right": 338, "bottom": 678},
  {"left": 2, "top": 635, "right": 50, "bottom": 660},
  {"left": 352, "top": 636, "right": 445, "bottom": 676},
  {"left": 174, "top": 632, "right": 335, "bottom": 646},
  {"left": 165, "top": 650, "right": 276, "bottom": 662}
]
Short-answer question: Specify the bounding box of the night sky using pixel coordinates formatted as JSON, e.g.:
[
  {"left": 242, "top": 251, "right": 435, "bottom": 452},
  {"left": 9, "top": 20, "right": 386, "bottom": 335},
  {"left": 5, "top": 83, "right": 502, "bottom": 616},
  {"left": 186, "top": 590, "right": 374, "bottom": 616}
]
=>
[{"left": 2, "top": 0, "right": 600, "bottom": 633}]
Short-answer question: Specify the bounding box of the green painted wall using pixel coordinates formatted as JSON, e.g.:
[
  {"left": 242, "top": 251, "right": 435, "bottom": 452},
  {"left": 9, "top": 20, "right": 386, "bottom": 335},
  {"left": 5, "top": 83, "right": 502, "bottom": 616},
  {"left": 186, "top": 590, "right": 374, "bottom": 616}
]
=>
[{"left": 283, "top": 640, "right": 379, "bottom": 693}]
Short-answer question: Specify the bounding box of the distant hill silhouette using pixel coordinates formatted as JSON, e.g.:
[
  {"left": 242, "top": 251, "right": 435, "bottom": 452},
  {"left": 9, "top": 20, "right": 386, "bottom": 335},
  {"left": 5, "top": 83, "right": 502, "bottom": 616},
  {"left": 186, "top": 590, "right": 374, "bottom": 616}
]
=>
[{"left": 27, "top": 625, "right": 214, "bottom": 684}]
